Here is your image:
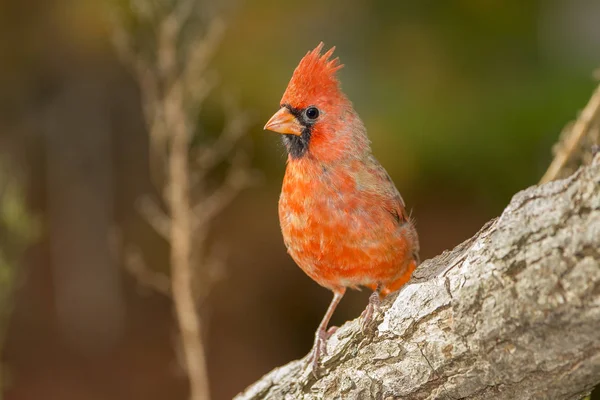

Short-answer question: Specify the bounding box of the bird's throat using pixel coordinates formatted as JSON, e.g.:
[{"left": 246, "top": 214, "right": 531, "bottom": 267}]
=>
[{"left": 282, "top": 128, "right": 312, "bottom": 159}]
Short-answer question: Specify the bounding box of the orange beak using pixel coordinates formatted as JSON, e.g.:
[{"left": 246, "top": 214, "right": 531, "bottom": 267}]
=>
[{"left": 264, "top": 107, "right": 303, "bottom": 136}]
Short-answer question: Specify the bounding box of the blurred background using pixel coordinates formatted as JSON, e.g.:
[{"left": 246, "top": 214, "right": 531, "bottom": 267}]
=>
[{"left": 1, "top": 0, "right": 599, "bottom": 399}]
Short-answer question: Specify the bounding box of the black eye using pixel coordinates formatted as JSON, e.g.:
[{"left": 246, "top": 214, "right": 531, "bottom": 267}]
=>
[{"left": 305, "top": 107, "right": 320, "bottom": 120}]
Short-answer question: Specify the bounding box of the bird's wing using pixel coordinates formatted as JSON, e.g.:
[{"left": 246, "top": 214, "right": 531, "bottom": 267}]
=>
[
  {"left": 362, "top": 154, "right": 409, "bottom": 225},
  {"left": 364, "top": 154, "right": 420, "bottom": 264}
]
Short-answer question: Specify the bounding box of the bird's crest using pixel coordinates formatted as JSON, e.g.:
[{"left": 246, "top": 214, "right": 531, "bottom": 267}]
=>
[{"left": 281, "top": 42, "right": 345, "bottom": 108}]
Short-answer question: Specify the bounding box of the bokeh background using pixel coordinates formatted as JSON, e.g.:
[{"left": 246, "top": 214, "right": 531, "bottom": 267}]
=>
[{"left": 1, "top": 0, "right": 600, "bottom": 399}]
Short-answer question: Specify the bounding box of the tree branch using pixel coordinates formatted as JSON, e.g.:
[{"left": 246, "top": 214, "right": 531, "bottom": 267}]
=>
[
  {"left": 136, "top": 196, "right": 171, "bottom": 240},
  {"left": 124, "top": 247, "right": 171, "bottom": 296},
  {"left": 236, "top": 157, "right": 600, "bottom": 400},
  {"left": 111, "top": 2, "right": 255, "bottom": 398},
  {"left": 540, "top": 82, "right": 600, "bottom": 184},
  {"left": 193, "top": 151, "right": 257, "bottom": 229}
]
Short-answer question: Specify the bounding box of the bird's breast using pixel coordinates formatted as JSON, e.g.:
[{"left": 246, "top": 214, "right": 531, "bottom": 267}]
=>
[{"left": 278, "top": 160, "right": 411, "bottom": 289}]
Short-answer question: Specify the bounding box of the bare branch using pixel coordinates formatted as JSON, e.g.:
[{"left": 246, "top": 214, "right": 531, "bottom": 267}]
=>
[
  {"left": 131, "top": 0, "right": 157, "bottom": 22},
  {"left": 184, "top": 18, "right": 226, "bottom": 99},
  {"left": 110, "top": 13, "right": 159, "bottom": 107},
  {"left": 157, "top": 12, "right": 179, "bottom": 82},
  {"left": 110, "top": 9, "right": 169, "bottom": 179},
  {"left": 136, "top": 195, "right": 171, "bottom": 240},
  {"left": 112, "top": 2, "right": 254, "bottom": 399},
  {"left": 155, "top": 0, "right": 198, "bottom": 81},
  {"left": 193, "top": 151, "right": 258, "bottom": 229},
  {"left": 111, "top": 226, "right": 171, "bottom": 296},
  {"left": 172, "top": 0, "right": 196, "bottom": 29},
  {"left": 125, "top": 248, "right": 171, "bottom": 296},
  {"left": 540, "top": 82, "right": 600, "bottom": 183},
  {"left": 192, "top": 241, "right": 228, "bottom": 305},
  {"left": 187, "top": 73, "right": 219, "bottom": 124},
  {"left": 196, "top": 94, "right": 253, "bottom": 171}
]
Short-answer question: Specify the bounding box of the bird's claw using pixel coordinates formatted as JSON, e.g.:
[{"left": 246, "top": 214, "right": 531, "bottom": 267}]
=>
[
  {"left": 360, "top": 304, "right": 374, "bottom": 333},
  {"left": 306, "top": 328, "right": 334, "bottom": 376},
  {"left": 361, "top": 291, "right": 381, "bottom": 333}
]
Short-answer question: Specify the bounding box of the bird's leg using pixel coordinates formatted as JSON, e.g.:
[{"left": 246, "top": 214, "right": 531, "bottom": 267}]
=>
[
  {"left": 361, "top": 284, "right": 382, "bottom": 332},
  {"left": 307, "top": 288, "right": 346, "bottom": 373}
]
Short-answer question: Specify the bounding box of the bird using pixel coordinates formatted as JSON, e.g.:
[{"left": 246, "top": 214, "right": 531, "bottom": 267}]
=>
[{"left": 264, "top": 42, "right": 420, "bottom": 372}]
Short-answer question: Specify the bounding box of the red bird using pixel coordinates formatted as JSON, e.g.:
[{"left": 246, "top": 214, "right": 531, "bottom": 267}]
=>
[{"left": 264, "top": 43, "right": 419, "bottom": 370}]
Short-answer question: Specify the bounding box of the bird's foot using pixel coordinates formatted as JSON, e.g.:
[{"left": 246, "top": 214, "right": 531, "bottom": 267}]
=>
[
  {"left": 306, "top": 328, "right": 334, "bottom": 376},
  {"left": 361, "top": 291, "right": 381, "bottom": 333}
]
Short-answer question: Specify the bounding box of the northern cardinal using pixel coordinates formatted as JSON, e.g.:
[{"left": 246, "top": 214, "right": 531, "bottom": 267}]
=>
[{"left": 264, "top": 43, "right": 419, "bottom": 371}]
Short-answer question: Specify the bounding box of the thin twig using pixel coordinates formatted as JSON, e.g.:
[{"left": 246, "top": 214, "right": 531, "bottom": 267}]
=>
[
  {"left": 193, "top": 152, "right": 257, "bottom": 228},
  {"left": 540, "top": 83, "right": 600, "bottom": 183},
  {"left": 168, "top": 86, "right": 210, "bottom": 400},
  {"left": 196, "top": 95, "right": 252, "bottom": 170},
  {"left": 185, "top": 18, "right": 226, "bottom": 99},
  {"left": 192, "top": 241, "right": 228, "bottom": 305},
  {"left": 131, "top": 0, "right": 156, "bottom": 22},
  {"left": 136, "top": 196, "right": 171, "bottom": 240},
  {"left": 125, "top": 248, "right": 171, "bottom": 296}
]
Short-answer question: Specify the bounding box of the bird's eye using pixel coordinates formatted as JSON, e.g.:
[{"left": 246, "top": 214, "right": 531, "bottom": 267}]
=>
[{"left": 305, "top": 107, "right": 320, "bottom": 120}]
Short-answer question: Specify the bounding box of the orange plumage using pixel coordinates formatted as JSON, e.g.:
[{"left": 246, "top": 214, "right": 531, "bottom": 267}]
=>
[{"left": 265, "top": 43, "right": 419, "bottom": 370}]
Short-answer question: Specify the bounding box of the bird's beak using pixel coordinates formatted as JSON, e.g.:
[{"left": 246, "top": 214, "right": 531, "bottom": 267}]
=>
[{"left": 264, "top": 107, "right": 303, "bottom": 136}]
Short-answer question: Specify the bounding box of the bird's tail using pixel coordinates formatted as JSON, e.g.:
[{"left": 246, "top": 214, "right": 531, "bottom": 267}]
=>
[{"left": 378, "top": 257, "right": 418, "bottom": 297}]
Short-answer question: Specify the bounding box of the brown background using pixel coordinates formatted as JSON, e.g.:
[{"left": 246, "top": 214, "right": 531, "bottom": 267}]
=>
[{"left": 1, "top": 0, "right": 600, "bottom": 399}]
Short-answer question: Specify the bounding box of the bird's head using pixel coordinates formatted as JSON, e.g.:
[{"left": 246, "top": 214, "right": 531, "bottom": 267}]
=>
[{"left": 265, "top": 43, "right": 370, "bottom": 163}]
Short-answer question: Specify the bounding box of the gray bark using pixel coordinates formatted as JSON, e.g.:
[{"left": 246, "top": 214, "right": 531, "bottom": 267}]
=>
[{"left": 236, "top": 158, "right": 600, "bottom": 400}]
